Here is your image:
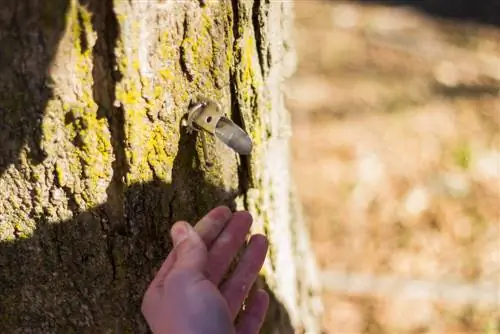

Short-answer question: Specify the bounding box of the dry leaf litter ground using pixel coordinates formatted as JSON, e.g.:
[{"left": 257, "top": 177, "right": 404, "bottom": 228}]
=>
[{"left": 287, "top": 2, "right": 500, "bottom": 333}]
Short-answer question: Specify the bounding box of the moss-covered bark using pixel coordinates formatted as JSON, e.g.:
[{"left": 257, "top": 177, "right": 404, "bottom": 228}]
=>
[{"left": 0, "top": 0, "right": 322, "bottom": 332}]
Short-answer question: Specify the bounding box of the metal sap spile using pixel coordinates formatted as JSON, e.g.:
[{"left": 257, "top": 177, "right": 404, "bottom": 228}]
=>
[
  {"left": 185, "top": 97, "right": 252, "bottom": 164},
  {"left": 214, "top": 117, "right": 252, "bottom": 155}
]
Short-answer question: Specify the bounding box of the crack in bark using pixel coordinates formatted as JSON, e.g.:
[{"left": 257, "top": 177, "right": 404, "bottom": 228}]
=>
[
  {"left": 167, "top": 190, "right": 176, "bottom": 225},
  {"left": 251, "top": 0, "right": 267, "bottom": 78},
  {"left": 180, "top": 12, "right": 194, "bottom": 82},
  {"left": 230, "top": 0, "right": 240, "bottom": 44},
  {"left": 102, "top": 0, "right": 127, "bottom": 223},
  {"left": 102, "top": 0, "right": 126, "bottom": 281},
  {"left": 229, "top": 74, "right": 251, "bottom": 205},
  {"left": 83, "top": 0, "right": 127, "bottom": 282},
  {"left": 229, "top": 0, "right": 251, "bottom": 209}
]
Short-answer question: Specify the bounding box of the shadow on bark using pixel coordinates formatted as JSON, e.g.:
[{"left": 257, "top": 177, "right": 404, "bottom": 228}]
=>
[
  {"left": 347, "top": 0, "right": 500, "bottom": 27},
  {"left": 0, "top": 126, "right": 293, "bottom": 332},
  {"left": 258, "top": 278, "right": 296, "bottom": 334},
  {"left": 0, "top": 0, "right": 70, "bottom": 175}
]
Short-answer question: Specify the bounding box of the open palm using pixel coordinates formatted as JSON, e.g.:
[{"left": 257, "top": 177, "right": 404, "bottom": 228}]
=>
[{"left": 141, "top": 206, "right": 269, "bottom": 334}]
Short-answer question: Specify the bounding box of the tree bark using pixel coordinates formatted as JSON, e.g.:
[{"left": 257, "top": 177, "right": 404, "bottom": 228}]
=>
[{"left": 0, "top": 0, "right": 322, "bottom": 332}]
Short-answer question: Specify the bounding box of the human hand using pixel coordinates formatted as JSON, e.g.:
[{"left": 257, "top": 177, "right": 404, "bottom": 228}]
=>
[{"left": 141, "top": 206, "right": 269, "bottom": 334}]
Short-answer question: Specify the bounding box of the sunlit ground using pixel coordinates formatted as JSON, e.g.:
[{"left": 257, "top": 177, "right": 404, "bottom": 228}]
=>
[{"left": 287, "top": 2, "right": 500, "bottom": 333}]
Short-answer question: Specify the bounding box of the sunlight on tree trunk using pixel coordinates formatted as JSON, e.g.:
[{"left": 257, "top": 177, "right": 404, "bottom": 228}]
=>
[{"left": 0, "top": 0, "right": 322, "bottom": 332}]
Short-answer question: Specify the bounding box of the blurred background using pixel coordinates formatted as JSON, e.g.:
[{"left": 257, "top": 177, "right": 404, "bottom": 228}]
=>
[{"left": 286, "top": 1, "right": 500, "bottom": 333}]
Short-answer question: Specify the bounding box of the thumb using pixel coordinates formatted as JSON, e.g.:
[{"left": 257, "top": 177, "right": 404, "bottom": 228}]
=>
[{"left": 170, "top": 221, "right": 207, "bottom": 271}]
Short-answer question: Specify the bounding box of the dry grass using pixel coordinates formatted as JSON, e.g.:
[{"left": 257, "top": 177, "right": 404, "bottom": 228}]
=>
[{"left": 287, "top": 2, "right": 500, "bottom": 333}]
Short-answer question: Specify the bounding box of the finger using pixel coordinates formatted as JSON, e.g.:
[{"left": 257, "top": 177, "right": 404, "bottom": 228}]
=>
[
  {"left": 204, "top": 211, "right": 253, "bottom": 285},
  {"left": 149, "top": 211, "right": 221, "bottom": 289},
  {"left": 169, "top": 221, "right": 207, "bottom": 271},
  {"left": 149, "top": 220, "right": 192, "bottom": 288},
  {"left": 149, "top": 250, "right": 177, "bottom": 288},
  {"left": 235, "top": 289, "right": 269, "bottom": 334},
  {"left": 220, "top": 234, "right": 268, "bottom": 320},
  {"left": 194, "top": 205, "right": 233, "bottom": 248}
]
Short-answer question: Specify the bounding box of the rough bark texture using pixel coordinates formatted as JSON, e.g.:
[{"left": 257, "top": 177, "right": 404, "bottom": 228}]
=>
[{"left": 0, "top": 0, "right": 322, "bottom": 332}]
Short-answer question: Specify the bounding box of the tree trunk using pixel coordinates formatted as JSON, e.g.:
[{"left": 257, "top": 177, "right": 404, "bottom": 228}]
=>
[{"left": 0, "top": 0, "right": 322, "bottom": 332}]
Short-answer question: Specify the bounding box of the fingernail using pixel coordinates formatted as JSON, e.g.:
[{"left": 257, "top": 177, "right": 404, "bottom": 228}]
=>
[{"left": 171, "top": 222, "right": 189, "bottom": 247}]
